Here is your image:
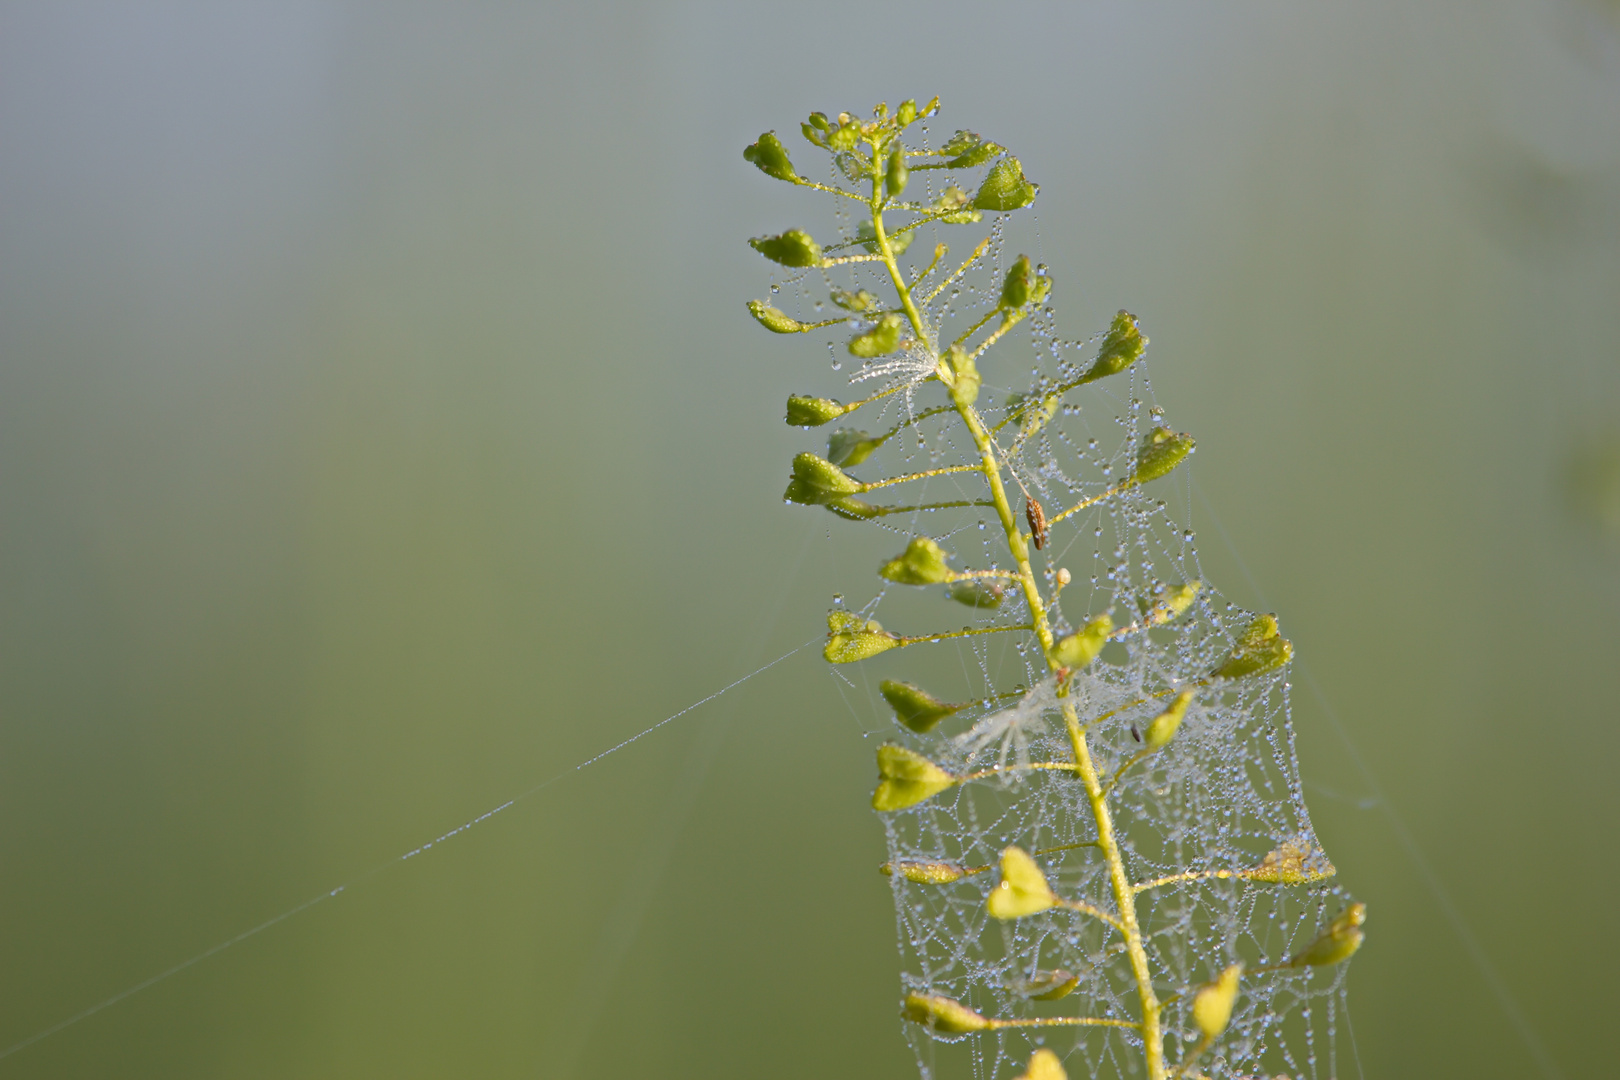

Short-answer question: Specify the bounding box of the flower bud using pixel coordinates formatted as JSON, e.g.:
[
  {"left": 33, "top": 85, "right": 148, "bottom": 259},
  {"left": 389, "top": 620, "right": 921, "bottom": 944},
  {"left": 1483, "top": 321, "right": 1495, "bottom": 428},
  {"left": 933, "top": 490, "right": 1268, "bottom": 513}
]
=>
[
  {"left": 743, "top": 131, "right": 799, "bottom": 183},
  {"left": 1290, "top": 903, "right": 1366, "bottom": 967},
  {"left": 879, "top": 679, "right": 962, "bottom": 733},
  {"left": 1079, "top": 310, "right": 1147, "bottom": 383},
  {"left": 939, "top": 130, "right": 1003, "bottom": 169},
  {"left": 948, "top": 580, "right": 1004, "bottom": 609},
  {"left": 1016, "top": 1048, "right": 1068, "bottom": 1080},
  {"left": 872, "top": 744, "right": 959, "bottom": 810},
  {"left": 831, "top": 287, "right": 877, "bottom": 312},
  {"left": 1133, "top": 427, "right": 1195, "bottom": 484},
  {"left": 880, "top": 536, "right": 954, "bottom": 586},
  {"left": 896, "top": 99, "right": 919, "bottom": 126},
  {"left": 826, "top": 428, "right": 883, "bottom": 467},
  {"left": 973, "top": 156, "right": 1038, "bottom": 211},
  {"left": 945, "top": 346, "right": 980, "bottom": 407},
  {"left": 801, "top": 121, "right": 827, "bottom": 148},
  {"left": 1142, "top": 688, "right": 1194, "bottom": 750},
  {"left": 747, "top": 299, "right": 807, "bottom": 334},
  {"left": 1141, "top": 581, "right": 1201, "bottom": 626},
  {"left": 900, "top": 992, "right": 992, "bottom": 1034},
  {"left": 886, "top": 148, "right": 909, "bottom": 198},
  {"left": 1050, "top": 614, "right": 1113, "bottom": 670},
  {"left": 784, "top": 451, "right": 863, "bottom": 505},
  {"left": 1016, "top": 969, "right": 1079, "bottom": 1002},
  {"left": 880, "top": 859, "right": 966, "bottom": 884},
  {"left": 825, "top": 612, "right": 899, "bottom": 664},
  {"left": 828, "top": 123, "right": 860, "bottom": 152},
  {"left": 848, "top": 313, "right": 904, "bottom": 358},
  {"left": 785, "top": 395, "right": 846, "bottom": 427},
  {"left": 856, "top": 220, "right": 914, "bottom": 256},
  {"left": 749, "top": 228, "right": 823, "bottom": 268},
  {"left": 1211, "top": 614, "right": 1293, "bottom": 679},
  {"left": 987, "top": 846, "right": 1057, "bottom": 919},
  {"left": 999, "top": 255, "right": 1033, "bottom": 310},
  {"left": 808, "top": 111, "right": 831, "bottom": 132},
  {"left": 1192, "top": 963, "right": 1243, "bottom": 1038}
]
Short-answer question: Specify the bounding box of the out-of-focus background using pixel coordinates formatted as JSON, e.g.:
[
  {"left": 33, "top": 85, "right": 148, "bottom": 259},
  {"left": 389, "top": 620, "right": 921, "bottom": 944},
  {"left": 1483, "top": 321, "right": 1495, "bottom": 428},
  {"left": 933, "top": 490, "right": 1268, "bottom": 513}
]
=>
[{"left": 2, "top": 2, "right": 1617, "bottom": 1077}]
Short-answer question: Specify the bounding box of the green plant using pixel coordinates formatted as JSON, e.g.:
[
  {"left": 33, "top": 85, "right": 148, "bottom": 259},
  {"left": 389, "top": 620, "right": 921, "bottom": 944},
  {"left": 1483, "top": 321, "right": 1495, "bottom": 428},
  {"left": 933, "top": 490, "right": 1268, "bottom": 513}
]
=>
[{"left": 745, "top": 99, "right": 1363, "bottom": 1080}]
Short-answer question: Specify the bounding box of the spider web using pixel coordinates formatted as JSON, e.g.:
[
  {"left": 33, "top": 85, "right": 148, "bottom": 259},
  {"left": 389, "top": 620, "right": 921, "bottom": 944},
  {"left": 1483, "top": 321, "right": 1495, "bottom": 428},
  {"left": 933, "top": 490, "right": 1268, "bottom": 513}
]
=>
[{"left": 759, "top": 117, "right": 1358, "bottom": 1080}]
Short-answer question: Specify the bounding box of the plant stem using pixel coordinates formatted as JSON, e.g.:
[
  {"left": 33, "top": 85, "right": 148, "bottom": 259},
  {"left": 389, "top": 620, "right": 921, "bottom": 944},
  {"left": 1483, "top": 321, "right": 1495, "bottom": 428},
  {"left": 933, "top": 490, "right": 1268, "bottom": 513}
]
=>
[{"left": 866, "top": 159, "right": 1166, "bottom": 1080}]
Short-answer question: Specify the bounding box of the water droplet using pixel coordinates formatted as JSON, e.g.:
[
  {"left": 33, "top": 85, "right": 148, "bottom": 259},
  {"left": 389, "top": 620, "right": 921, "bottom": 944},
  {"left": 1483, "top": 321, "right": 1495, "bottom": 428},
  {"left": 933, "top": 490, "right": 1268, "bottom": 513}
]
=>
[{"left": 770, "top": 284, "right": 780, "bottom": 294}]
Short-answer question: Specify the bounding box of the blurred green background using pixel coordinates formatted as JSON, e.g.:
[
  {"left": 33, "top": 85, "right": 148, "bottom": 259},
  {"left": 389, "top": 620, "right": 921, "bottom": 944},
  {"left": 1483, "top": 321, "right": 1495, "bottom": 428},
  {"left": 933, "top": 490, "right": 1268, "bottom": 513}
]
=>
[{"left": 2, "top": 2, "right": 1618, "bottom": 1077}]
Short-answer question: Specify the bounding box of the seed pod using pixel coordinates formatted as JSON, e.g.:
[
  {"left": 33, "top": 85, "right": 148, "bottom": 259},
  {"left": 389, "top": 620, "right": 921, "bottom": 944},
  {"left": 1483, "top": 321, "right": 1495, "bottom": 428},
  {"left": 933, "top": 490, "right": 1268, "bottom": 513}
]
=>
[
  {"left": 987, "top": 846, "right": 1057, "bottom": 919},
  {"left": 872, "top": 744, "right": 959, "bottom": 810},
  {"left": 1079, "top": 310, "right": 1147, "bottom": 383},
  {"left": 785, "top": 395, "right": 846, "bottom": 427},
  {"left": 742, "top": 131, "right": 799, "bottom": 183},
  {"left": 1192, "top": 963, "right": 1243, "bottom": 1038},
  {"left": 801, "top": 121, "right": 827, "bottom": 148},
  {"left": 999, "top": 255, "right": 1033, "bottom": 310},
  {"left": 880, "top": 859, "right": 966, "bottom": 884},
  {"left": 748, "top": 228, "right": 823, "bottom": 268},
  {"left": 825, "top": 610, "right": 899, "bottom": 664},
  {"left": 973, "top": 156, "right": 1038, "bottom": 211},
  {"left": 1142, "top": 581, "right": 1201, "bottom": 625},
  {"left": 827, "top": 123, "right": 860, "bottom": 152},
  {"left": 746, "top": 299, "right": 807, "bottom": 334},
  {"left": 939, "top": 130, "right": 1003, "bottom": 169},
  {"left": 1133, "top": 427, "right": 1195, "bottom": 484},
  {"left": 1017, "top": 969, "right": 1079, "bottom": 1002},
  {"left": 900, "top": 992, "right": 992, "bottom": 1034},
  {"left": 826, "top": 428, "right": 883, "bottom": 467},
  {"left": 848, "top": 313, "right": 904, "bottom": 358},
  {"left": 830, "top": 287, "right": 877, "bottom": 312},
  {"left": 856, "top": 220, "right": 915, "bottom": 256},
  {"left": 1142, "top": 688, "right": 1194, "bottom": 750},
  {"left": 1051, "top": 614, "right": 1113, "bottom": 670},
  {"left": 1211, "top": 613, "right": 1293, "bottom": 679},
  {"left": 1016, "top": 1048, "right": 1068, "bottom": 1080},
  {"left": 826, "top": 496, "right": 881, "bottom": 520},
  {"left": 947, "top": 579, "right": 1004, "bottom": 609},
  {"left": 946, "top": 345, "right": 980, "bottom": 407},
  {"left": 784, "top": 451, "right": 863, "bottom": 505},
  {"left": 880, "top": 536, "right": 954, "bottom": 586},
  {"left": 896, "top": 99, "right": 918, "bottom": 126},
  {"left": 1290, "top": 903, "right": 1366, "bottom": 967},
  {"left": 879, "top": 679, "right": 962, "bottom": 733},
  {"left": 886, "top": 147, "right": 909, "bottom": 198},
  {"left": 807, "top": 111, "right": 831, "bottom": 132}
]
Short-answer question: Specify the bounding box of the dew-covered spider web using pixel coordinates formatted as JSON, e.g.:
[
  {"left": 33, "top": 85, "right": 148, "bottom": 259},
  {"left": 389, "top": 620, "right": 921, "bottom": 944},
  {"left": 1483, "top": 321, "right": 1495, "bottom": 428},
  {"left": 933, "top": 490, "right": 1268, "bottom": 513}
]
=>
[{"left": 753, "top": 112, "right": 1360, "bottom": 1080}]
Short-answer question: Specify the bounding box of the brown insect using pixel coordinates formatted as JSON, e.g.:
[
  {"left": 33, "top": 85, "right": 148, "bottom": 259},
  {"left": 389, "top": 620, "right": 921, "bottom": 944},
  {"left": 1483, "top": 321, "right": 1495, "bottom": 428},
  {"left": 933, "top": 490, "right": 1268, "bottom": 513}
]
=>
[{"left": 1025, "top": 496, "right": 1049, "bottom": 550}]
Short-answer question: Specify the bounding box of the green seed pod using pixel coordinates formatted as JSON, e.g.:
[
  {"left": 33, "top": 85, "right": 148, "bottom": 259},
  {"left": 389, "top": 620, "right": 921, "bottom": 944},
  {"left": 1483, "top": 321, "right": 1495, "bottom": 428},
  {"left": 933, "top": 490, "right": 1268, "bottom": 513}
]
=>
[
  {"left": 948, "top": 579, "right": 1004, "bottom": 609},
  {"left": 827, "top": 123, "right": 860, "bottom": 152},
  {"left": 1050, "top": 614, "right": 1113, "bottom": 670},
  {"left": 880, "top": 536, "right": 954, "bottom": 586},
  {"left": 1022, "top": 970, "right": 1079, "bottom": 1002},
  {"left": 1192, "top": 963, "right": 1243, "bottom": 1038},
  {"left": 848, "top": 313, "right": 904, "bottom": 358},
  {"left": 746, "top": 299, "right": 807, "bottom": 334},
  {"left": 1142, "top": 688, "right": 1194, "bottom": 750},
  {"left": 973, "top": 156, "right": 1038, "bottom": 211},
  {"left": 748, "top": 229, "right": 822, "bottom": 268},
  {"left": 830, "top": 287, "right": 877, "bottom": 312},
  {"left": 1016, "top": 1048, "right": 1068, "bottom": 1080},
  {"left": 825, "top": 619, "right": 899, "bottom": 664},
  {"left": 808, "top": 111, "right": 831, "bottom": 132},
  {"left": 939, "top": 130, "right": 1004, "bottom": 169},
  {"left": 1080, "top": 310, "right": 1147, "bottom": 383},
  {"left": 784, "top": 451, "right": 863, "bottom": 505},
  {"left": 1290, "top": 903, "right": 1366, "bottom": 967},
  {"left": 896, "top": 99, "right": 918, "bottom": 126},
  {"left": 879, "top": 679, "right": 962, "bottom": 733},
  {"left": 945, "top": 345, "right": 981, "bottom": 407},
  {"left": 826, "top": 428, "right": 883, "bottom": 467},
  {"left": 886, "top": 148, "right": 909, "bottom": 198},
  {"left": 999, "top": 255, "right": 1033, "bottom": 310},
  {"left": 880, "top": 859, "right": 966, "bottom": 884},
  {"left": 1134, "top": 427, "right": 1195, "bottom": 484},
  {"left": 1211, "top": 613, "right": 1293, "bottom": 679},
  {"left": 785, "top": 395, "right": 846, "bottom": 427},
  {"left": 1030, "top": 272, "right": 1052, "bottom": 307},
  {"left": 801, "top": 121, "right": 827, "bottom": 148},
  {"left": 742, "top": 131, "right": 799, "bottom": 183},
  {"left": 826, "top": 496, "right": 882, "bottom": 520},
  {"left": 901, "top": 992, "right": 992, "bottom": 1034},
  {"left": 987, "top": 845, "right": 1056, "bottom": 919},
  {"left": 872, "top": 744, "right": 959, "bottom": 810},
  {"left": 856, "top": 220, "right": 915, "bottom": 256},
  {"left": 1142, "top": 580, "right": 1201, "bottom": 626}
]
